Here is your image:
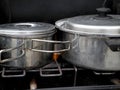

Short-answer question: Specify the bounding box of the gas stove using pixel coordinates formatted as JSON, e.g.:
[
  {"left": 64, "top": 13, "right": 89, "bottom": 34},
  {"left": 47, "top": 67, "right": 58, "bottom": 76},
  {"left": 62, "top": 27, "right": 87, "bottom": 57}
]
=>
[{"left": 0, "top": 57, "right": 120, "bottom": 90}]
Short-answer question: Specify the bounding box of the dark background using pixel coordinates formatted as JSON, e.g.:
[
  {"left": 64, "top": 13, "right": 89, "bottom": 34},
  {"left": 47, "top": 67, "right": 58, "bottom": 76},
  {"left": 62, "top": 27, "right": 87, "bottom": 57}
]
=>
[{"left": 0, "top": 0, "right": 114, "bottom": 24}]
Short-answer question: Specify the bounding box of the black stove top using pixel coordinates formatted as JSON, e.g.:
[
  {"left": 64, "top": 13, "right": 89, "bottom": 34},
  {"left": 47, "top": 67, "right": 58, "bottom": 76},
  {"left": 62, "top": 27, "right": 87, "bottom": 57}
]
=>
[
  {"left": 40, "top": 85, "right": 120, "bottom": 90},
  {"left": 0, "top": 58, "right": 120, "bottom": 90}
]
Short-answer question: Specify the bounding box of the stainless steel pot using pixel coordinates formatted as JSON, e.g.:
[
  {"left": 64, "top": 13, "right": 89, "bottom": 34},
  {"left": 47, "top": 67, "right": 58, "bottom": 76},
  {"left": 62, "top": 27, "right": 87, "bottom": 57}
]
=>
[
  {"left": 55, "top": 8, "right": 120, "bottom": 71},
  {"left": 0, "top": 22, "right": 70, "bottom": 69}
]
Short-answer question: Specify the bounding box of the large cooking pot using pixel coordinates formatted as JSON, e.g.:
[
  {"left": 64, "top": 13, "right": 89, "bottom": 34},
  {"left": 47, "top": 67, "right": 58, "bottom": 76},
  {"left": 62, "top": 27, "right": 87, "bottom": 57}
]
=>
[
  {"left": 55, "top": 8, "right": 120, "bottom": 71},
  {"left": 0, "top": 22, "right": 70, "bottom": 69}
]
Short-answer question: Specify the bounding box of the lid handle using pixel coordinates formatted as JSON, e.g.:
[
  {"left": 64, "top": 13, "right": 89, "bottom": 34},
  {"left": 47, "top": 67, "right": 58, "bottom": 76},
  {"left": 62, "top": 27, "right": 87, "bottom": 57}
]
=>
[{"left": 96, "top": 7, "right": 111, "bottom": 17}]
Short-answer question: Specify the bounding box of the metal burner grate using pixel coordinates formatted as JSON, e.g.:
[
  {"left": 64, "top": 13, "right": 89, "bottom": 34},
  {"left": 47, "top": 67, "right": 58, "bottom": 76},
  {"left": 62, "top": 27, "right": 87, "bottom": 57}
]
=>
[{"left": 0, "top": 60, "right": 80, "bottom": 83}]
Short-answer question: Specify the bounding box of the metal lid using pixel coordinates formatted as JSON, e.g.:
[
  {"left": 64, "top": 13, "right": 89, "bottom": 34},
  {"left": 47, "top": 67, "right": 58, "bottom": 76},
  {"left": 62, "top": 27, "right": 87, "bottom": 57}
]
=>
[
  {"left": 0, "top": 22, "right": 55, "bottom": 38},
  {"left": 55, "top": 15, "right": 120, "bottom": 37}
]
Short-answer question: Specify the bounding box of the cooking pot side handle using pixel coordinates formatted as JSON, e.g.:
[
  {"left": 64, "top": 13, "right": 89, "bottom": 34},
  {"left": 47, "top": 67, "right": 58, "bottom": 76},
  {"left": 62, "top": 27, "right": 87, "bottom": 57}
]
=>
[
  {"left": 106, "top": 38, "right": 120, "bottom": 51},
  {"left": 30, "top": 37, "right": 76, "bottom": 53},
  {"left": 0, "top": 41, "right": 25, "bottom": 63},
  {"left": 0, "top": 50, "right": 25, "bottom": 63}
]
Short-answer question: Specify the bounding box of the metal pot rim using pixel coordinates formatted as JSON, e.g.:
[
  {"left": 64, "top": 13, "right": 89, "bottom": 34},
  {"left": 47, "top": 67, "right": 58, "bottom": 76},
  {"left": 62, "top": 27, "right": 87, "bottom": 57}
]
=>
[
  {"left": 0, "top": 22, "right": 55, "bottom": 38},
  {"left": 55, "top": 16, "right": 120, "bottom": 37}
]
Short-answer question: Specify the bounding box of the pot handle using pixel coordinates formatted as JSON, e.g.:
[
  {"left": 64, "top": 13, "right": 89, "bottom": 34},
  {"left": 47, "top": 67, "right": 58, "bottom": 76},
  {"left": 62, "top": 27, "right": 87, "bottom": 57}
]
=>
[
  {"left": 30, "top": 35, "right": 77, "bottom": 53},
  {"left": 105, "top": 37, "right": 120, "bottom": 51},
  {"left": 0, "top": 41, "right": 25, "bottom": 63}
]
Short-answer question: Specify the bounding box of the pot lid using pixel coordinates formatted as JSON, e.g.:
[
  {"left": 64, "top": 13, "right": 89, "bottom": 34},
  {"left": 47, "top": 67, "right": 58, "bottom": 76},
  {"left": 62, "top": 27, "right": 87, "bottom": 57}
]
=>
[
  {"left": 0, "top": 22, "right": 55, "bottom": 38},
  {"left": 55, "top": 8, "right": 120, "bottom": 37}
]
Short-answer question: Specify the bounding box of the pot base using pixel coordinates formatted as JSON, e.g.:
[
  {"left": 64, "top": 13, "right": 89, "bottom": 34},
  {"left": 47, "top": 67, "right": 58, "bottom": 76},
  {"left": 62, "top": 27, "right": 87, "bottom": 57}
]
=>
[{"left": 0, "top": 60, "right": 52, "bottom": 70}]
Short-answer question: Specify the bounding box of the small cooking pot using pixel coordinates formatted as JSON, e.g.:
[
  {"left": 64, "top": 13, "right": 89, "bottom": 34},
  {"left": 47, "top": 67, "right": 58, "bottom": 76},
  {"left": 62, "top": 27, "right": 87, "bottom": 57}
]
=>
[
  {"left": 55, "top": 8, "right": 120, "bottom": 71},
  {"left": 0, "top": 22, "right": 70, "bottom": 69}
]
